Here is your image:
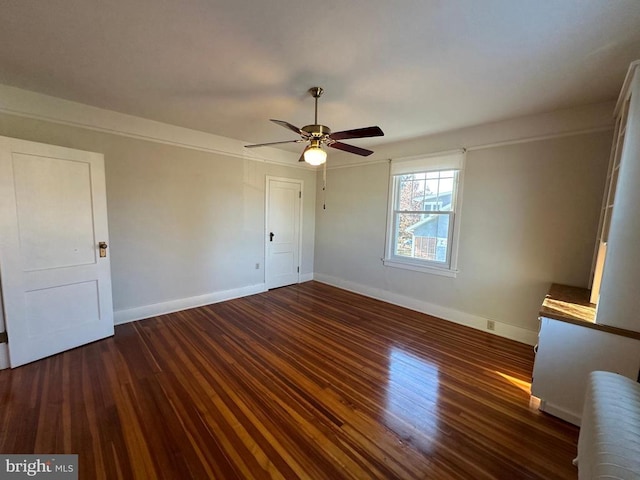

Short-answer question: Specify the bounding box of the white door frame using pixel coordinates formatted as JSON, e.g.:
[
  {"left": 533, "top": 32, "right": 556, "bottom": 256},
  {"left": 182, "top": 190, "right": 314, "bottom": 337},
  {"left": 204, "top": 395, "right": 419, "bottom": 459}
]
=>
[
  {"left": 265, "top": 176, "right": 303, "bottom": 289},
  {"left": 0, "top": 292, "right": 8, "bottom": 369}
]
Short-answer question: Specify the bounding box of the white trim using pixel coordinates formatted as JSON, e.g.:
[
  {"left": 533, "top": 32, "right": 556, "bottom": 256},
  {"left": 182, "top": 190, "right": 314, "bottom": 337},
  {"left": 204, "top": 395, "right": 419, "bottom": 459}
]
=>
[
  {"left": 299, "top": 272, "right": 314, "bottom": 283},
  {"left": 381, "top": 259, "right": 458, "bottom": 278},
  {"left": 0, "top": 290, "right": 6, "bottom": 369},
  {"left": 265, "top": 176, "right": 303, "bottom": 289},
  {"left": 538, "top": 399, "right": 582, "bottom": 426},
  {"left": 0, "top": 84, "right": 304, "bottom": 166},
  {"left": 391, "top": 149, "right": 466, "bottom": 174},
  {"left": 326, "top": 126, "right": 612, "bottom": 171},
  {"left": 313, "top": 273, "right": 539, "bottom": 346},
  {"left": 0, "top": 84, "right": 613, "bottom": 172},
  {"left": 114, "top": 283, "right": 267, "bottom": 325},
  {"left": 326, "top": 102, "right": 614, "bottom": 170},
  {"left": 466, "top": 126, "right": 613, "bottom": 152},
  {"left": 450, "top": 164, "right": 465, "bottom": 271},
  {"left": 385, "top": 156, "right": 465, "bottom": 275},
  {"left": 327, "top": 158, "right": 392, "bottom": 170}
]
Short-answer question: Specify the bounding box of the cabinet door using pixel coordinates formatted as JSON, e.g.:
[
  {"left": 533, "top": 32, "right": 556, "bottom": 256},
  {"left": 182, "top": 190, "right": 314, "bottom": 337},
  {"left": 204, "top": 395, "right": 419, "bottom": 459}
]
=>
[{"left": 531, "top": 317, "right": 640, "bottom": 425}]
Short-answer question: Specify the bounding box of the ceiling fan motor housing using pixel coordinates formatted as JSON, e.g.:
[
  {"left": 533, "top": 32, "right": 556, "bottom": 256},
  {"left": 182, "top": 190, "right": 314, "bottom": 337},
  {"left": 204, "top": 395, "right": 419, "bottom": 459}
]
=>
[{"left": 301, "top": 124, "right": 332, "bottom": 139}]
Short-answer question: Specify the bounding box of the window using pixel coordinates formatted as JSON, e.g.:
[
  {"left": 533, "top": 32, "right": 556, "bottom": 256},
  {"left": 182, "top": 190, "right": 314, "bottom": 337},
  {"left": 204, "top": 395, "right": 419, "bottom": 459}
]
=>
[{"left": 384, "top": 150, "right": 465, "bottom": 277}]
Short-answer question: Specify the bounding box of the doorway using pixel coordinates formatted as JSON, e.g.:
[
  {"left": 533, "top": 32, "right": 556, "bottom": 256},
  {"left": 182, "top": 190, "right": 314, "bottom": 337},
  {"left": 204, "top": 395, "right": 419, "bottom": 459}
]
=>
[{"left": 265, "top": 177, "right": 302, "bottom": 289}]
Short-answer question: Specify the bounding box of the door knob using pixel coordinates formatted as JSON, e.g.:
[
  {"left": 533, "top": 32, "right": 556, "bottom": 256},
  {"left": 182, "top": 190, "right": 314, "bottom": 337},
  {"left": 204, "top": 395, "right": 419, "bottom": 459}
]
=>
[
  {"left": 269, "top": 232, "right": 274, "bottom": 242},
  {"left": 99, "top": 241, "right": 108, "bottom": 258}
]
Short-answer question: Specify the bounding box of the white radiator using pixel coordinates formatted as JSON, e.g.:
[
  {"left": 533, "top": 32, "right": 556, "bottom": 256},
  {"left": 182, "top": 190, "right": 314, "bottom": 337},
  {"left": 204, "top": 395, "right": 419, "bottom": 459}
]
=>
[{"left": 576, "top": 371, "right": 640, "bottom": 479}]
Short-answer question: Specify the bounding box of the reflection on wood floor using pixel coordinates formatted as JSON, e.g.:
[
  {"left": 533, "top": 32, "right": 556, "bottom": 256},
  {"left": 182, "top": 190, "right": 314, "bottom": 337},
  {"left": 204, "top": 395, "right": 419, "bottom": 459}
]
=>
[{"left": 0, "top": 281, "right": 578, "bottom": 479}]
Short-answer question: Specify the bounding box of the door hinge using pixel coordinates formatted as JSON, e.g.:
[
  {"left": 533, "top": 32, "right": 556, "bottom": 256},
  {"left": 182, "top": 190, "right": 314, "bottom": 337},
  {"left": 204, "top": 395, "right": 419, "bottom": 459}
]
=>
[
  {"left": 299, "top": 191, "right": 302, "bottom": 199},
  {"left": 0, "top": 331, "right": 7, "bottom": 344},
  {"left": 297, "top": 266, "right": 300, "bottom": 273}
]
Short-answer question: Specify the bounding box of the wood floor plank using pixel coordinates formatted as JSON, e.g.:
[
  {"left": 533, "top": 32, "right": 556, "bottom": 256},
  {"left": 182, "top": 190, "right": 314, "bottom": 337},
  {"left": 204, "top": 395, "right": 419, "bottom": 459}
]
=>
[{"left": 0, "top": 281, "right": 578, "bottom": 479}]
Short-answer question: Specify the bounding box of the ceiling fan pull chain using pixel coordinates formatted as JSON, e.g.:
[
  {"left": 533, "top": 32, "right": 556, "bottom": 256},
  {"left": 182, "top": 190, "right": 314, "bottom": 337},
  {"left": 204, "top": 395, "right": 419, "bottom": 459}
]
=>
[{"left": 323, "top": 161, "right": 327, "bottom": 210}]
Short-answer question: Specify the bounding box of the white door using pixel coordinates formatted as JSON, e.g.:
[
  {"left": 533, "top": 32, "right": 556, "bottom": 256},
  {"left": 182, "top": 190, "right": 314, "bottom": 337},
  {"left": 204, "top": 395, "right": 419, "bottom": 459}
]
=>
[
  {"left": 266, "top": 177, "right": 302, "bottom": 289},
  {"left": 0, "top": 136, "right": 114, "bottom": 368}
]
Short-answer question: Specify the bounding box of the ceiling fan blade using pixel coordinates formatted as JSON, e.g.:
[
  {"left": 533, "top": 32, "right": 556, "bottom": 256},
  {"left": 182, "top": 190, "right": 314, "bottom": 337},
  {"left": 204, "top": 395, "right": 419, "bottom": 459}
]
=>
[
  {"left": 329, "top": 126, "right": 384, "bottom": 141},
  {"left": 298, "top": 146, "right": 310, "bottom": 162},
  {"left": 329, "top": 142, "right": 374, "bottom": 156},
  {"left": 270, "top": 119, "right": 306, "bottom": 136},
  {"left": 245, "top": 139, "right": 304, "bottom": 148}
]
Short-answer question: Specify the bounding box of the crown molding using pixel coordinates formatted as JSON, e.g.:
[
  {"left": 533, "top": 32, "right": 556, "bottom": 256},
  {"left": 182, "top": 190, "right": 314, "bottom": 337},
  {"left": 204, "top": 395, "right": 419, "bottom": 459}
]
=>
[
  {"left": 0, "top": 84, "right": 616, "bottom": 172},
  {"left": 327, "top": 101, "right": 615, "bottom": 169},
  {"left": 0, "top": 84, "right": 305, "bottom": 166}
]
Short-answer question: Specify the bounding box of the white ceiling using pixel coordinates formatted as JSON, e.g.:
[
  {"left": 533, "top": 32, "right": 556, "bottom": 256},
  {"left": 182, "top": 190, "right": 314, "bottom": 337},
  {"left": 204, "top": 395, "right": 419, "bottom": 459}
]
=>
[{"left": 1, "top": 0, "right": 639, "bottom": 152}]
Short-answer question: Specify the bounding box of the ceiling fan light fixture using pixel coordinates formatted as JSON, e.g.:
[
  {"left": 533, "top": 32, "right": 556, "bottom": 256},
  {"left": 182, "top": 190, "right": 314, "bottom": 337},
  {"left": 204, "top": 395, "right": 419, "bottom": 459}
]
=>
[
  {"left": 304, "top": 145, "right": 327, "bottom": 166},
  {"left": 244, "top": 86, "right": 384, "bottom": 164}
]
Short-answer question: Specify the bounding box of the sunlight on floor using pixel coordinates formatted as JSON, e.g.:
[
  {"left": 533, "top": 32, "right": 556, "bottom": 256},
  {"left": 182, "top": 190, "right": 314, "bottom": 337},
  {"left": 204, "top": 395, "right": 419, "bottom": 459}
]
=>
[
  {"left": 494, "top": 370, "right": 541, "bottom": 410},
  {"left": 494, "top": 370, "right": 532, "bottom": 394}
]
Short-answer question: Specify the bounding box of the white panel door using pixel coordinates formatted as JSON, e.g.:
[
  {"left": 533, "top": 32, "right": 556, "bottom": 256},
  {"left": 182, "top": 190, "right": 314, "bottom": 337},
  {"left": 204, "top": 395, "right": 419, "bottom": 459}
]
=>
[
  {"left": 266, "top": 178, "right": 302, "bottom": 289},
  {"left": 0, "top": 136, "right": 114, "bottom": 368}
]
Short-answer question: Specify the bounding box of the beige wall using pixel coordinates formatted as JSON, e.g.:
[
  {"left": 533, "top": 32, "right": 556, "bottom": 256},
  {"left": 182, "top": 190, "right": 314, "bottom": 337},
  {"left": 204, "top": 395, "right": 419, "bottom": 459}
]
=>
[
  {"left": 0, "top": 112, "right": 316, "bottom": 315},
  {"left": 0, "top": 102, "right": 613, "bottom": 342},
  {"left": 314, "top": 131, "right": 611, "bottom": 339}
]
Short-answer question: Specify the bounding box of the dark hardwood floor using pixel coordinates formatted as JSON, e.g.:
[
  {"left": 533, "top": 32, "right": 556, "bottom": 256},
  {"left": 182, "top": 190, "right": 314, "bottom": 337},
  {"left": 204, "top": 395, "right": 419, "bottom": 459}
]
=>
[{"left": 0, "top": 281, "right": 578, "bottom": 479}]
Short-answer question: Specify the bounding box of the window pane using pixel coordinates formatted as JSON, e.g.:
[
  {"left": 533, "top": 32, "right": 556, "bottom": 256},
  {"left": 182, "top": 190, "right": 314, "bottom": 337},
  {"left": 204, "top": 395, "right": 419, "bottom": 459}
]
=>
[
  {"left": 394, "top": 212, "right": 450, "bottom": 263},
  {"left": 398, "top": 171, "right": 455, "bottom": 213},
  {"left": 425, "top": 178, "right": 439, "bottom": 197},
  {"left": 408, "top": 170, "right": 456, "bottom": 212},
  {"left": 398, "top": 175, "right": 428, "bottom": 211}
]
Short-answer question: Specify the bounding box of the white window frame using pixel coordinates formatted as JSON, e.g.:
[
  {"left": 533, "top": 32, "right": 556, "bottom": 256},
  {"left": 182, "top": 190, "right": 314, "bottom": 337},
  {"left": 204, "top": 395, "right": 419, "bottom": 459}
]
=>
[{"left": 383, "top": 150, "right": 465, "bottom": 278}]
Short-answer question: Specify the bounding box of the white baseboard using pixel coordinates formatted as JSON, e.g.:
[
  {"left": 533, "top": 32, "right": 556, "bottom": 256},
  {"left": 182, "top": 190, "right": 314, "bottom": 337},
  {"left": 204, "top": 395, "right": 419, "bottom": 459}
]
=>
[
  {"left": 114, "top": 283, "right": 267, "bottom": 325},
  {"left": 313, "top": 273, "right": 538, "bottom": 346},
  {"left": 1, "top": 273, "right": 535, "bottom": 370},
  {"left": 538, "top": 399, "right": 581, "bottom": 426},
  {"left": 300, "top": 272, "right": 314, "bottom": 283},
  {"left": 2, "top": 279, "right": 307, "bottom": 369}
]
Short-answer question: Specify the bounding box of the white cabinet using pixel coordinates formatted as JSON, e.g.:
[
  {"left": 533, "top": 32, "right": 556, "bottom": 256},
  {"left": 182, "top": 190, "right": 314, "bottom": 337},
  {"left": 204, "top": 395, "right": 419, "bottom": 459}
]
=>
[{"left": 531, "top": 316, "right": 640, "bottom": 425}]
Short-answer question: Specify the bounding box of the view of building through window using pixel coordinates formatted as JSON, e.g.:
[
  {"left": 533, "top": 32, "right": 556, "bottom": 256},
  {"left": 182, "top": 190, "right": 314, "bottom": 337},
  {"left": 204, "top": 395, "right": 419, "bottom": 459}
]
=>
[{"left": 394, "top": 170, "right": 456, "bottom": 264}]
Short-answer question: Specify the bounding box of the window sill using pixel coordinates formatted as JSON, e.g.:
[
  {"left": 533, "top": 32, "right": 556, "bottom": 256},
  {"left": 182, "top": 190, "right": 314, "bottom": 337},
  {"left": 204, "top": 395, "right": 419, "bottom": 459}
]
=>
[{"left": 382, "top": 258, "right": 458, "bottom": 278}]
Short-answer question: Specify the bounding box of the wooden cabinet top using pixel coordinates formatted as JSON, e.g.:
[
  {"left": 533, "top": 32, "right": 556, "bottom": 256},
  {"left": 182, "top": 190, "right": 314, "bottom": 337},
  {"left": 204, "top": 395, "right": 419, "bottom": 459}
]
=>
[{"left": 540, "top": 283, "right": 640, "bottom": 340}]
